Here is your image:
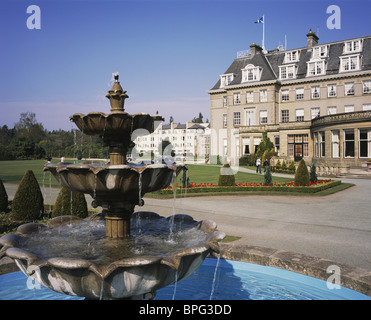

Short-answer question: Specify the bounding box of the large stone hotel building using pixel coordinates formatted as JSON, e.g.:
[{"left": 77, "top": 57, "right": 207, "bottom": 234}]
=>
[{"left": 208, "top": 30, "right": 371, "bottom": 175}]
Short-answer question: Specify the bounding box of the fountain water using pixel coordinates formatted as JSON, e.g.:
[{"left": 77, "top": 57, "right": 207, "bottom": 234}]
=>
[{"left": 0, "top": 73, "right": 225, "bottom": 300}]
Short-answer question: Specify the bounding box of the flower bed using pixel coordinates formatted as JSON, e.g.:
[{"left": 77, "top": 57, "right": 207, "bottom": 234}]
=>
[{"left": 153, "top": 179, "right": 341, "bottom": 195}]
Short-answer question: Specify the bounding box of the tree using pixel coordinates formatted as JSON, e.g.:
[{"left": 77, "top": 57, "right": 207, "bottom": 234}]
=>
[
  {"left": 294, "top": 159, "right": 310, "bottom": 186},
  {"left": 192, "top": 112, "right": 204, "bottom": 123},
  {"left": 11, "top": 170, "right": 44, "bottom": 221},
  {"left": 0, "top": 178, "right": 8, "bottom": 212},
  {"left": 310, "top": 163, "right": 318, "bottom": 183},
  {"left": 264, "top": 165, "right": 273, "bottom": 186},
  {"left": 52, "top": 187, "right": 88, "bottom": 218}
]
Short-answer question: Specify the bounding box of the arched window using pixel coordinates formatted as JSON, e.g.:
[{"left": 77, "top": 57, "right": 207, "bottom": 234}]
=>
[{"left": 241, "top": 64, "right": 262, "bottom": 82}]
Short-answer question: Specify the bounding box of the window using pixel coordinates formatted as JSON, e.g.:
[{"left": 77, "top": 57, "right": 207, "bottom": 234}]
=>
[
  {"left": 344, "top": 129, "right": 355, "bottom": 157},
  {"left": 242, "top": 65, "right": 262, "bottom": 82},
  {"left": 313, "top": 45, "right": 328, "bottom": 58},
  {"left": 314, "top": 133, "right": 319, "bottom": 157},
  {"left": 311, "top": 108, "right": 320, "bottom": 119},
  {"left": 320, "top": 132, "right": 325, "bottom": 157},
  {"left": 344, "top": 105, "right": 354, "bottom": 113},
  {"left": 359, "top": 129, "right": 371, "bottom": 158},
  {"left": 281, "top": 110, "right": 289, "bottom": 123},
  {"left": 220, "top": 73, "right": 234, "bottom": 87},
  {"left": 223, "top": 114, "right": 227, "bottom": 127},
  {"left": 246, "top": 91, "right": 254, "bottom": 103},
  {"left": 223, "top": 96, "right": 227, "bottom": 107},
  {"left": 345, "top": 82, "right": 354, "bottom": 96},
  {"left": 245, "top": 109, "right": 255, "bottom": 126},
  {"left": 285, "top": 50, "right": 299, "bottom": 63},
  {"left": 307, "top": 60, "right": 326, "bottom": 76},
  {"left": 296, "top": 109, "right": 304, "bottom": 122},
  {"left": 328, "top": 84, "right": 337, "bottom": 97},
  {"left": 344, "top": 40, "right": 362, "bottom": 53},
  {"left": 332, "top": 130, "right": 340, "bottom": 158},
  {"left": 288, "top": 134, "right": 309, "bottom": 160},
  {"left": 328, "top": 106, "right": 337, "bottom": 115},
  {"left": 274, "top": 136, "right": 280, "bottom": 153},
  {"left": 340, "top": 55, "right": 360, "bottom": 72},
  {"left": 363, "top": 80, "right": 371, "bottom": 94},
  {"left": 260, "top": 90, "right": 267, "bottom": 102},
  {"left": 296, "top": 88, "right": 304, "bottom": 100},
  {"left": 281, "top": 89, "right": 289, "bottom": 102},
  {"left": 233, "top": 93, "right": 241, "bottom": 104},
  {"left": 279, "top": 65, "right": 296, "bottom": 79},
  {"left": 260, "top": 110, "right": 267, "bottom": 124},
  {"left": 363, "top": 104, "right": 371, "bottom": 111},
  {"left": 242, "top": 138, "right": 250, "bottom": 155},
  {"left": 311, "top": 86, "right": 320, "bottom": 99},
  {"left": 233, "top": 112, "right": 240, "bottom": 126}
]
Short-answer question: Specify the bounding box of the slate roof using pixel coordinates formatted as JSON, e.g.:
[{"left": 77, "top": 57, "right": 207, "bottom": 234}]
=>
[{"left": 210, "top": 35, "right": 371, "bottom": 91}]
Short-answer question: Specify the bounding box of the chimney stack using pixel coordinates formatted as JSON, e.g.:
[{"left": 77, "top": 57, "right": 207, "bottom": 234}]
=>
[
  {"left": 250, "top": 43, "right": 263, "bottom": 57},
  {"left": 306, "top": 29, "right": 319, "bottom": 49}
]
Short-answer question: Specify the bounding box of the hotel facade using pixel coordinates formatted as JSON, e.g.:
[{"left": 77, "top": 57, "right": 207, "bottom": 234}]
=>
[{"left": 208, "top": 30, "right": 371, "bottom": 175}]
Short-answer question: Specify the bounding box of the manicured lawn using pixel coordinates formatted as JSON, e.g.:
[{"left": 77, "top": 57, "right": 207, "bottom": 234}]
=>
[
  {"left": 0, "top": 160, "right": 293, "bottom": 187},
  {"left": 0, "top": 160, "right": 57, "bottom": 186},
  {"left": 180, "top": 164, "right": 293, "bottom": 185}
]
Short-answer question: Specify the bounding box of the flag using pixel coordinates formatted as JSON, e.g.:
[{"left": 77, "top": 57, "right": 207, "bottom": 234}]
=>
[{"left": 255, "top": 16, "right": 264, "bottom": 24}]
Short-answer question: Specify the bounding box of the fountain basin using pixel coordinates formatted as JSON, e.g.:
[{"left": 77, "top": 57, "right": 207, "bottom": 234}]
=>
[
  {"left": 44, "top": 162, "right": 185, "bottom": 205},
  {"left": 70, "top": 112, "right": 164, "bottom": 145},
  {"left": 0, "top": 212, "right": 225, "bottom": 300}
]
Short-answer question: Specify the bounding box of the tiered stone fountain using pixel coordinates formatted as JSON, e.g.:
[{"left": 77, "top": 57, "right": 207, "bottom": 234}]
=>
[{"left": 0, "top": 73, "right": 225, "bottom": 299}]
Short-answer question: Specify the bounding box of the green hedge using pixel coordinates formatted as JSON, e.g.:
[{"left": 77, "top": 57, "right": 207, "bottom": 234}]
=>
[{"left": 153, "top": 180, "right": 341, "bottom": 195}]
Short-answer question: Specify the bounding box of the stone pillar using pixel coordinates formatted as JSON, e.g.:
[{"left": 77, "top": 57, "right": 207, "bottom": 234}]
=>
[{"left": 106, "top": 215, "right": 131, "bottom": 239}]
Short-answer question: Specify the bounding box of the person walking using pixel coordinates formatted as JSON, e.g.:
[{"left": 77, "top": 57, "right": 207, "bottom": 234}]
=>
[
  {"left": 263, "top": 158, "right": 269, "bottom": 172},
  {"left": 270, "top": 156, "right": 275, "bottom": 173},
  {"left": 256, "top": 157, "right": 262, "bottom": 174}
]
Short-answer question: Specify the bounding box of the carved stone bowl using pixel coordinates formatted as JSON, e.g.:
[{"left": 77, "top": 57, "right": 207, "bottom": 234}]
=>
[{"left": 0, "top": 212, "right": 225, "bottom": 300}]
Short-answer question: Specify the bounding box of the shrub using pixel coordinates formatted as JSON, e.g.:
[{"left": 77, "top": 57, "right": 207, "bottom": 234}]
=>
[
  {"left": 275, "top": 160, "right": 281, "bottom": 171},
  {"left": 310, "top": 163, "right": 318, "bottom": 183},
  {"left": 218, "top": 164, "right": 236, "bottom": 186},
  {"left": 52, "top": 187, "right": 88, "bottom": 218},
  {"left": 264, "top": 166, "right": 273, "bottom": 186},
  {"left": 294, "top": 159, "right": 310, "bottom": 186},
  {"left": 11, "top": 170, "right": 44, "bottom": 222},
  {"left": 281, "top": 161, "right": 287, "bottom": 171},
  {"left": 288, "top": 160, "right": 296, "bottom": 174},
  {"left": 0, "top": 178, "right": 8, "bottom": 212}
]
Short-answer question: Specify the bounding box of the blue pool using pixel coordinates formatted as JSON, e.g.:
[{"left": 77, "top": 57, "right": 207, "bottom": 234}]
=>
[{"left": 0, "top": 258, "right": 369, "bottom": 300}]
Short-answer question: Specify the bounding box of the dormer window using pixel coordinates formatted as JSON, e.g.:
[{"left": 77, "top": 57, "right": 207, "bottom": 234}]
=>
[
  {"left": 307, "top": 59, "right": 326, "bottom": 76},
  {"left": 220, "top": 73, "right": 234, "bottom": 87},
  {"left": 344, "top": 39, "right": 362, "bottom": 54},
  {"left": 313, "top": 45, "right": 328, "bottom": 58},
  {"left": 241, "top": 64, "right": 262, "bottom": 82},
  {"left": 284, "top": 50, "right": 299, "bottom": 63},
  {"left": 340, "top": 55, "right": 361, "bottom": 72},
  {"left": 279, "top": 64, "right": 297, "bottom": 80}
]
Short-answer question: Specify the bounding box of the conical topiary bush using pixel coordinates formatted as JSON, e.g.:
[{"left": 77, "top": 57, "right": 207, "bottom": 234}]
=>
[
  {"left": 52, "top": 187, "right": 88, "bottom": 218},
  {"left": 218, "top": 164, "right": 235, "bottom": 186},
  {"left": 11, "top": 170, "right": 44, "bottom": 222},
  {"left": 294, "top": 159, "right": 310, "bottom": 186},
  {"left": 310, "top": 163, "right": 318, "bottom": 183},
  {"left": 264, "top": 165, "right": 273, "bottom": 186},
  {"left": 0, "top": 178, "right": 8, "bottom": 212}
]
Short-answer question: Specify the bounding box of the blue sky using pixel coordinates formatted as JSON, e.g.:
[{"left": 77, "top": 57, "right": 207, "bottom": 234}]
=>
[{"left": 1, "top": 0, "right": 371, "bottom": 130}]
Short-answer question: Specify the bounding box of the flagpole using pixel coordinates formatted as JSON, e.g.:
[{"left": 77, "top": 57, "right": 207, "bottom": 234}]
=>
[{"left": 262, "top": 14, "right": 265, "bottom": 51}]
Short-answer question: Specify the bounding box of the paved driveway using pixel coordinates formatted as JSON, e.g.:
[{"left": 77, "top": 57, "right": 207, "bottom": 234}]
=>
[{"left": 141, "top": 177, "right": 371, "bottom": 270}]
